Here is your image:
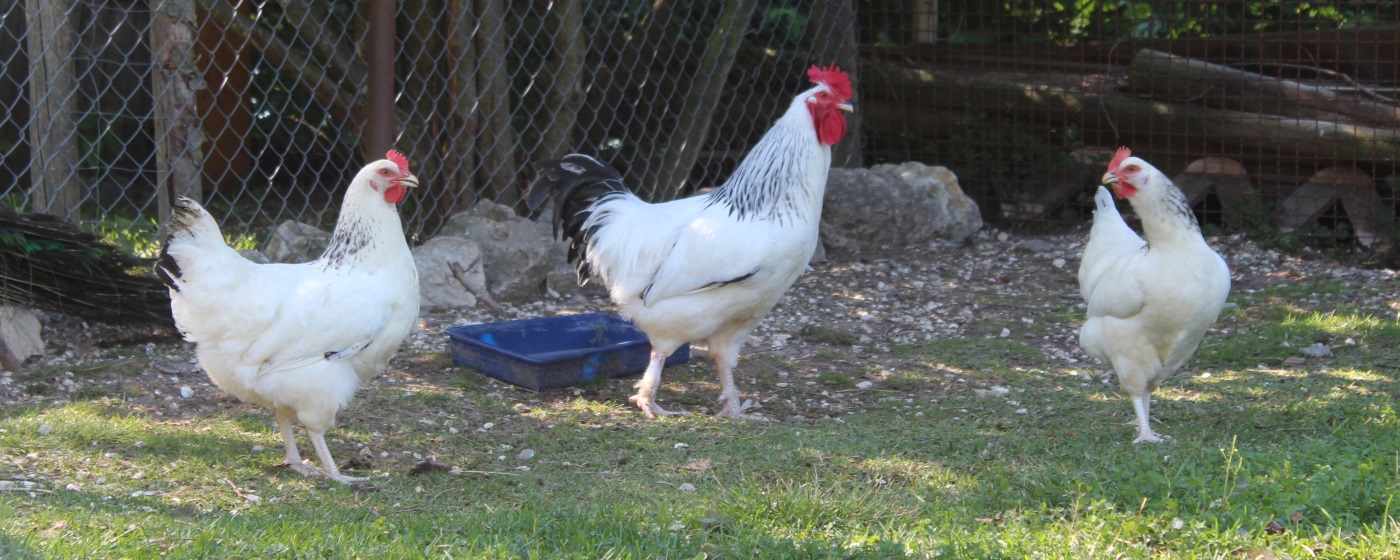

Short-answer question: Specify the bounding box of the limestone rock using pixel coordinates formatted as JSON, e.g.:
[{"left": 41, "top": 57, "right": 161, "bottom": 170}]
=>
[
  {"left": 412, "top": 237, "right": 485, "bottom": 309},
  {"left": 440, "top": 201, "right": 554, "bottom": 301},
  {"left": 869, "top": 162, "right": 982, "bottom": 243},
  {"left": 822, "top": 164, "right": 982, "bottom": 253},
  {"left": 263, "top": 221, "right": 331, "bottom": 263},
  {"left": 0, "top": 306, "right": 44, "bottom": 370}
]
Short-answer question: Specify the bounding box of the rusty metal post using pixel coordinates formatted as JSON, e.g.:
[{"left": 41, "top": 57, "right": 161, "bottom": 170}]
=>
[{"left": 362, "top": 0, "right": 396, "bottom": 161}]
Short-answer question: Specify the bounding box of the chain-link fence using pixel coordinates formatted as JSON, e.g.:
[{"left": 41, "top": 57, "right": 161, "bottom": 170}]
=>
[
  {"left": 0, "top": 0, "right": 859, "bottom": 249},
  {"left": 862, "top": 0, "right": 1399, "bottom": 248},
  {"left": 2, "top": 1, "right": 1397, "bottom": 252}
]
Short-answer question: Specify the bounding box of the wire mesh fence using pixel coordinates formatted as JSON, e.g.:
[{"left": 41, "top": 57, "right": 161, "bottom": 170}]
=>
[{"left": 1, "top": 0, "right": 1397, "bottom": 252}]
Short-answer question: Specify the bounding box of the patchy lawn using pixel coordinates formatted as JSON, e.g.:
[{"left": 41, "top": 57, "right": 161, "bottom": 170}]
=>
[{"left": 2, "top": 228, "right": 1397, "bottom": 558}]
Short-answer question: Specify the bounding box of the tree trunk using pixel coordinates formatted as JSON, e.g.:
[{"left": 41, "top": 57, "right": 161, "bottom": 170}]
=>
[
  {"left": 1127, "top": 49, "right": 1400, "bottom": 129},
  {"left": 537, "top": 0, "right": 585, "bottom": 162},
  {"left": 863, "top": 64, "right": 1400, "bottom": 163},
  {"left": 474, "top": 0, "right": 518, "bottom": 206},
  {"left": 24, "top": 0, "right": 81, "bottom": 217},
  {"left": 656, "top": 0, "right": 758, "bottom": 197},
  {"left": 151, "top": 0, "right": 205, "bottom": 223},
  {"left": 809, "top": 0, "right": 862, "bottom": 168}
]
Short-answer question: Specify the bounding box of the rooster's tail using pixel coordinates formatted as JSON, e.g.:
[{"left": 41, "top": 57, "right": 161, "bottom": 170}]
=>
[
  {"left": 155, "top": 197, "right": 228, "bottom": 293},
  {"left": 526, "top": 154, "right": 631, "bottom": 282}
]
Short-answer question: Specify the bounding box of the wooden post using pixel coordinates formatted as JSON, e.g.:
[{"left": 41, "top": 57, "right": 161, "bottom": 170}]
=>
[
  {"left": 24, "top": 0, "right": 81, "bottom": 217},
  {"left": 151, "top": 0, "right": 205, "bottom": 222},
  {"left": 537, "top": 0, "right": 585, "bottom": 162},
  {"left": 656, "top": 0, "right": 758, "bottom": 197},
  {"left": 475, "top": 0, "right": 518, "bottom": 205},
  {"left": 810, "top": 0, "right": 863, "bottom": 168}
]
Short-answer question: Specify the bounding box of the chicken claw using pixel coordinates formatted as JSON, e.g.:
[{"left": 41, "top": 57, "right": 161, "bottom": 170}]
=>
[{"left": 629, "top": 395, "right": 688, "bottom": 418}]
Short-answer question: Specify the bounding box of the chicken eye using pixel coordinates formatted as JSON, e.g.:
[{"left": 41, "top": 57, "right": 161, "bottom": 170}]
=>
[
  {"left": 818, "top": 91, "right": 829, "bottom": 99},
  {"left": 1124, "top": 165, "right": 1140, "bottom": 174},
  {"left": 379, "top": 169, "right": 392, "bottom": 177}
]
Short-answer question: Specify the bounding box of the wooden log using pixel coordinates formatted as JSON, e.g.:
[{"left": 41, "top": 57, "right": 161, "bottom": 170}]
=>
[
  {"left": 862, "top": 64, "right": 1400, "bottom": 163},
  {"left": 1173, "top": 158, "right": 1256, "bottom": 229},
  {"left": 1277, "top": 167, "right": 1392, "bottom": 248},
  {"left": 1127, "top": 49, "right": 1400, "bottom": 129},
  {"left": 24, "top": 0, "right": 81, "bottom": 217}
]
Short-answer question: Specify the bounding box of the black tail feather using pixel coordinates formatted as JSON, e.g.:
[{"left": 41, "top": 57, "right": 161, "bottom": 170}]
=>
[
  {"left": 0, "top": 211, "right": 173, "bottom": 327},
  {"left": 526, "top": 154, "right": 631, "bottom": 283}
]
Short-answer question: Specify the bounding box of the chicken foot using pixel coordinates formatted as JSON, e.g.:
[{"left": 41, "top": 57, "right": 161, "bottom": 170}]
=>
[
  {"left": 1131, "top": 393, "right": 1170, "bottom": 444},
  {"left": 630, "top": 350, "right": 687, "bottom": 418}
]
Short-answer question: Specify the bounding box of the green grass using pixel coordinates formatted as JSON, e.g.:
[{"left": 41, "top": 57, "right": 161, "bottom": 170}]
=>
[{"left": 2, "top": 277, "right": 1398, "bottom": 558}]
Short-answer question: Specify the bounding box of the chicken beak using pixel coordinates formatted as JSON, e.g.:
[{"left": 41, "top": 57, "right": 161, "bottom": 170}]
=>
[
  {"left": 1100, "top": 171, "right": 1118, "bottom": 186},
  {"left": 398, "top": 174, "right": 420, "bottom": 189},
  {"left": 837, "top": 102, "right": 854, "bottom": 112}
]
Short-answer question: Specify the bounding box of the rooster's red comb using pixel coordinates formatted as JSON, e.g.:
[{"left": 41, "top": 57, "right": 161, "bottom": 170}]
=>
[
  {"left": 1108, "top": 147, "right": 1132, "bottom": 172},
  {"left": 808, "top": 64, "right": 852, "bottom": 101},
  {"left": 386, "top": 150, "right": 410, "bottom": 175}
]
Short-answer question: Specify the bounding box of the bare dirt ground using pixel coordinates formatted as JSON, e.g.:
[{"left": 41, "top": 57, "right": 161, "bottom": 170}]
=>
[{"left": 3, "top": 226, "right": 1394, "bottom": 474}]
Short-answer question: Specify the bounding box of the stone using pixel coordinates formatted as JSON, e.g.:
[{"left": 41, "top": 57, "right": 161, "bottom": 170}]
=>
[
  {"left": 411, "top": 237, "right": 485, "bottom": 309},
  {"left": 1299, "top": 343, "right": 1333, "bottom": 358},
  {"left": 1014, "top": 240, "right": 1056, "bottom": 253},
  {"left": 870, "top": 162, "right": 983, "bottom": 243},
  {"left": 822, "top": 163, "right": 982, "bottom": 254},
  {"left": 238, "top": 249, "right": 271, "bottom": 264},
  {"left": 439, "top": 201, "right": 556, "bottom": 301},
  {"left": 0, "top": 306, "right": 44, "bottom": 370},
  {"left": 263, "top": 221, "right": 331, "bottom": 263}
]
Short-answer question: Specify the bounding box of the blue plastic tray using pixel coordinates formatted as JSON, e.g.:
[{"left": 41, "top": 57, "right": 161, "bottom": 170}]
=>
[{"left": 445, "top": 312, "right": 690, "bottom": 391}]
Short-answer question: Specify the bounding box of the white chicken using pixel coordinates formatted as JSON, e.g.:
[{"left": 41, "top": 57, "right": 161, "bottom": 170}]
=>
[
  {"left": 155, "top": 151, "right": 420, "bottom": 482},
  {"left": 1078, "top": 148, "right": 1231, "bottom": 443},
  {"left": 526, "top": 65, "right": 854, "bottom": 420}
]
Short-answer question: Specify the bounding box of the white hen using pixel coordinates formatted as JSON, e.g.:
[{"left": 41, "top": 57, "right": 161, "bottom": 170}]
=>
[
  {"left": 156, "top": 151, "right": 420, "bottom": 482},
  {"left": 1078, "top": 148, "right": 1231, "bottom": 444},
  {"left": 526, "top": 65, "right": 854, "bottom": 420}
]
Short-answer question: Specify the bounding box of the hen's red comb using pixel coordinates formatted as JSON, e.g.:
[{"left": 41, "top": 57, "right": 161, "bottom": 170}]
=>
[
  {"left": 808, "top": 64, "right": 853, "bottom": 101},
  {"left": 1108, "top": 147, "right": 1132, "bottom": 172},
  {"left": 386, "top": 150, "right": 410, "bottom": 175}
]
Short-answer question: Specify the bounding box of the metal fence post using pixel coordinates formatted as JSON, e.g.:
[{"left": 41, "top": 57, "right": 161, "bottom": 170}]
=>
[{"left": 363, "top": 0, "right": 396, "bottom": 161}]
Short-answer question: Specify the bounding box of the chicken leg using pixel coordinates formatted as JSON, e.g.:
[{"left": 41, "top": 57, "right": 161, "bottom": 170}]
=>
[
  {"left": 275, "top": 408, "right": 323, "bottom": 477},
  {"left": 629, "top": 350, "right": 687, "bottom": 418},
  {"left": 710, "top": 332, "right": 765, "bottom": 420},
  {"left": 308, "top": 430, "right": 367, "bottom": 483}
]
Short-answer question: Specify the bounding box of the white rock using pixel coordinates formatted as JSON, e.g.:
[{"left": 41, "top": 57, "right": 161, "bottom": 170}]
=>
[
  {"left": 517, "top": 449, "right": 536, "bottom": 461},
  {"left": 1300, "top": 343, "right": 1333, "bottom": 358},
  {"left": 678, "top": 483, "right": 697, "bottom": 493},
  {"left": 251, "top": 445, "right": 265, "bottom": 452},
  {"left": 1000, "top": 328, "right": 1011, "bottom": 338},
  {"left": 1052, "top": 258, "right": 1066, "bottom": 269},
  {"left": 179, "top": 386, "right": 194, "bottom": 399},
  {"left": 674, "top": 443, "right": 689, "bottom": 449},
  {"left": 855, "top": 381, "right": 874, "bottom": 390},
  {"left": 37, "top": 423, "right": 53, "bottom": 435}
]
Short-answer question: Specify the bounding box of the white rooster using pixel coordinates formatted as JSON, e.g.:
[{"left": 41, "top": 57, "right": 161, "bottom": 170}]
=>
[
  {"left": 526, "top": 64, "right": 854, "bottom": 420},
  {"left": 1078, "top": 148, "right": 1231, "bottom": 443},
  {"left": 156, "top": 151, "right": 420, "bottom": 482}
]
